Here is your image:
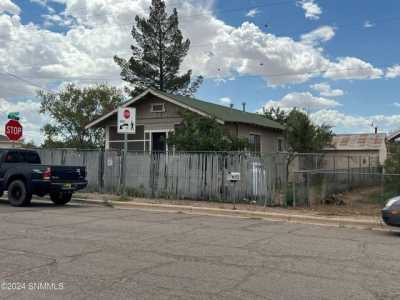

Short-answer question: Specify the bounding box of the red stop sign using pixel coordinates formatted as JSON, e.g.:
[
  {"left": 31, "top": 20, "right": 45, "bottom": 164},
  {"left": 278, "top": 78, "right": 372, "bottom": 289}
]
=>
[
  {"left": 5, "top": 120, "right": 23, "bottom": 141},
  {"left": 123, "top": 109, "right": 130, "bottom": 119}
]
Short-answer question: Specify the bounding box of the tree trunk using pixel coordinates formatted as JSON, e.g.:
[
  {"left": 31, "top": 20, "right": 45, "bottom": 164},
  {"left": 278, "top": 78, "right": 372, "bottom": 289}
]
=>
[{"left": 158, "top": 21, "right": 164, "bottom": 91}]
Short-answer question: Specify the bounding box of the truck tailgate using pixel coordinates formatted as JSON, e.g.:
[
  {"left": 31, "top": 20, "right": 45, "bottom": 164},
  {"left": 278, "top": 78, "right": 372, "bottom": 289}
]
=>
[{"left": 51, "top": 166, "right": 86, "bottom": 182}]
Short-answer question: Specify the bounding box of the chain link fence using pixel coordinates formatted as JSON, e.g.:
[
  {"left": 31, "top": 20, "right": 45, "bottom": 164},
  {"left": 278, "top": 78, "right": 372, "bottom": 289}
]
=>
[
  {"left": 291, "top": 170, "right": 400, "bottom": 207},
  {"left": 289, "top": 153, "right": 385, "bottom": 207}
]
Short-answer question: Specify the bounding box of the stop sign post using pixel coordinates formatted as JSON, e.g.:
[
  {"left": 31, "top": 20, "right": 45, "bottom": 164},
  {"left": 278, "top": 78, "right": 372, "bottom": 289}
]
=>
[
  {"left": 117, "top": 107, "right": 136, "bottom": 197},
  {"left": 5, "top": 120, "right": 23, "bottom": 143}
]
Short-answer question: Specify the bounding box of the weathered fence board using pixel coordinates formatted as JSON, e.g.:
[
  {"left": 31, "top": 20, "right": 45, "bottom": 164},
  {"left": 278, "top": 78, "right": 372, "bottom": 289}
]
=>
[{"left": 34, "top": 149, "right": 289, "bottom": 204}]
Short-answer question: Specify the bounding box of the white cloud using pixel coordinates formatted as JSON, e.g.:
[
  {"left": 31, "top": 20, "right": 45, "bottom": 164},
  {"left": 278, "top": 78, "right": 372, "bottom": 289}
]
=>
[
  {"left": 30, "top": 0, "right": 49, "bottom": 8},
  {"left": 393, "top": 102, "right": 400, "bottom": 108},
  {"left": 219, "top": 97, "right": 231, "bottom": 105},
  {"left": 263, "top": 92, "right": 340, "bottom": 111},
  {"left": 323, "top": 57, "right": 383, "bottom": 80},
  {"left": 0, "top": 0, "right": 20, "bottom": 15},
  {"left": 186, "top": 21, "right": 331, "bottom": 85},
  {"left": 245, "top": 8, "right": 260, "bottom": 18},
  {"left": 0, "top": 0, "right": 386, "bottom": 142},
  {"left": 300, "top": 26, "right": 335, "bottom": 45},
  {"left": 385, "top": 65, "right": 400, "bottom": 79},
  {"left": 42, "top": 13, "right": 74, "bottom": 27},
  {"left": 297, "top": 0, "right": 322, "bottom": 20},
  {"left": 311, "top": 109, "right": 400, "bottom": 133},
  {"left": 364, "top": 20, "right": 375, "bottom": 28},
  {"left": 310, "top": 82, "right": 344, "bottom": 97},
  {"left": 0, "top": 0, "right": 381, "bottom": 94}
]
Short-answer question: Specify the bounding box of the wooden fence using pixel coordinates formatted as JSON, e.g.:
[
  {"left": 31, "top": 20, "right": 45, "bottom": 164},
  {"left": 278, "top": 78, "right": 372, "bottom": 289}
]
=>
[{"left": 36, "top": 149, "right": 288, "bottom": 205}]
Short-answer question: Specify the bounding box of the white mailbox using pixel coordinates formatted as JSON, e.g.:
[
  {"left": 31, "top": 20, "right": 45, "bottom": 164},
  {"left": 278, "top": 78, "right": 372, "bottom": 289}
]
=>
[{"left": 227, "top": 172, "right": 241, "bottom": 182}]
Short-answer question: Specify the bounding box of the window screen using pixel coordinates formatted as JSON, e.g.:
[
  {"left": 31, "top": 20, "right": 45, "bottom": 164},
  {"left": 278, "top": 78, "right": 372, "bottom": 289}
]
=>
[
  {"left": 151, "top": 103, "right": 165, "bottom": 112},
  {"left": 277, "top": 139, "right": 283, "bottom": 152},
  {"left": 249, "top": 134, "right": 261, "bottom": 153}
]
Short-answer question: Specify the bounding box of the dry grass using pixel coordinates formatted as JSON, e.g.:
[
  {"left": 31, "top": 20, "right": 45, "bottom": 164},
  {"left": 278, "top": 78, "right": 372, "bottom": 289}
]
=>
[{"left": 75, "top": 186, "right": 385, "bottom": 218}]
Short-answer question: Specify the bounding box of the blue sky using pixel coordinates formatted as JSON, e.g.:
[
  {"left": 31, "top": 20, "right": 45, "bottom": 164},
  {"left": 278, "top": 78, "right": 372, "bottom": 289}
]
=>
[
  {"left": 2, "top": 0, "right": 400, "bottom": 143},
  {"left": 197, "top": 0, "right": 400, "bottom": 116}
]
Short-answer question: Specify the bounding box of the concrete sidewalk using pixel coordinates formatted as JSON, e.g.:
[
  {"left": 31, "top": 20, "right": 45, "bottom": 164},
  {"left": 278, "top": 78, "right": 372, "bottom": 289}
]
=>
[{"left": 70, "top": 196, "right": 390, "bottom": 231}]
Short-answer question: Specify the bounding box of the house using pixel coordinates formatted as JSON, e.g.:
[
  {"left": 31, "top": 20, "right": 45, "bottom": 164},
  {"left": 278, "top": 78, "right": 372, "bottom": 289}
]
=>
[
  {"left": 387, "top": 130, "right": 400, "bottom": 143},
  {"left": 85, "top": 88, "right": 286, "bottom": 154},
  {"left": 0, "top": 135, "right": 22, "bottom": 148},
  {"left": 323, "top": 133, "right": 387, "bottom": 166}
]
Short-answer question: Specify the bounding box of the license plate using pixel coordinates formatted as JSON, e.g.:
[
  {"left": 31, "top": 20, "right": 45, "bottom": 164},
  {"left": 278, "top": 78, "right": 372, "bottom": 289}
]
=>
[{"left": 63, "top": 183, "right": 72, "bottom": 189}]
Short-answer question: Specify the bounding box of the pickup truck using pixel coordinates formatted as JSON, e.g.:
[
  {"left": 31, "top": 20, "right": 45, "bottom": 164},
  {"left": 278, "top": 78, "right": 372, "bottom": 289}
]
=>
[{"left": 0, "top": 149, "right": 87, "bottom": 206}]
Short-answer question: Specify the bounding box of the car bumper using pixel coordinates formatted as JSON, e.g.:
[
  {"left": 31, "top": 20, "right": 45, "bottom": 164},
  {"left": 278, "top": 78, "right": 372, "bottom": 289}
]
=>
[
  {"left": 50, "top": 181, "right": 88, "bottom": 192},
  {"left": 32, "top": 180, "right": 88, "bottom": 193},
  {"left": 382, "top": 209, "right": 400, "bottom": 227}
]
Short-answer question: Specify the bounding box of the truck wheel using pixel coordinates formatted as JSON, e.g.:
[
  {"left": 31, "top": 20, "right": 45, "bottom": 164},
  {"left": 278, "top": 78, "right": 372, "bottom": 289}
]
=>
[
  {"left": 8, "top": 180, "right": 31, "bottom": 207},
  {"left": 50, "top": 192, "right": 72, "bottom": 205}
]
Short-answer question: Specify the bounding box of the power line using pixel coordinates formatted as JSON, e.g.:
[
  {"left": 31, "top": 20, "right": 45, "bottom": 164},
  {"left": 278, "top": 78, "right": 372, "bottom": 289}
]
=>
[
  {"left": 0, "top": 63, "right": 392, "bottom": 88},
  {"left": 0, "top": 72, "right": 57, "bottom": 93},
  {"left": 17, "top": 11, "right": 400, "bottom": 52},
  {"left": 43, "top": 0, "right": 400, "bottom": 36},
  {"left": 60, "top": 0, "right": 297, "bottom": 29},
  {"left": 5, "top": 13, "right": 400, "bottom": 74},
  {"left": 36, "top": 0, "right": 332, "bottom": 33}
]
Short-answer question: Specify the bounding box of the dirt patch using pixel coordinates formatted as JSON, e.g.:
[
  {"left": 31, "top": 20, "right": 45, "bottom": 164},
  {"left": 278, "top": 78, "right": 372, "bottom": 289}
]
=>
[
  {"left": 303, "top": 186, "right": 384, "bottom": 217},
  {"left": 75, "top": 186, "right": 385, "bottom": 218}
]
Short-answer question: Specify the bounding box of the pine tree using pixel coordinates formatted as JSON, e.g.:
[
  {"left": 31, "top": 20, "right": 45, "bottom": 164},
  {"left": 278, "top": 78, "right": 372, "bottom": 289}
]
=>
[{"left": 114, "top": 0, "right": 203, "bottom": 96}]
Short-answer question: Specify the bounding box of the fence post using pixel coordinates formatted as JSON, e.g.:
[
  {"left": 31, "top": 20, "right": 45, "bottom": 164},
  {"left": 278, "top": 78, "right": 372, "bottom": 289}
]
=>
[
  {"left": 292, "top": 178, "right": 296, "bottom": 208},
  {"left": 347, "top": 155, "right": 350, "bottom": 190},
  {"left": 306, "top": 172, "right": 310, "bottom": 207},
  {"left": 368, "top": 155, "right": 371, "bottom": 172},
  {"left": 380, "top": 172, "right": 384, "bottom": 203},
  {"left": 99, "top": 150, "right": 104, "bottom": 193},
  {"left": 333, "top": 156, "right": 336, "bottom": 185},
  {"left": 61, "top": 149, "right": 66, "bottom": 165},
  {"left": 359, "top": 156, "right": 361, "bottom": 186},
  {"left": 119, "top": 150, "right": 126, "bottom": 196}
]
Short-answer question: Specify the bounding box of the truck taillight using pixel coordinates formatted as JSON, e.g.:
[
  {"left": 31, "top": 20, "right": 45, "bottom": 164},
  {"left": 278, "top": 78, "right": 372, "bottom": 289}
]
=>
[{"left": 43, "top": 167, "right": 51, "bottom": 180}]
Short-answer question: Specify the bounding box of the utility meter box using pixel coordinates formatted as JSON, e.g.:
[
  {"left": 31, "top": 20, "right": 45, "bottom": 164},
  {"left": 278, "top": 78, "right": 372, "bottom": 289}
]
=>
[{"left": 227, "top": 172, "right": 241, "bottom": 182}]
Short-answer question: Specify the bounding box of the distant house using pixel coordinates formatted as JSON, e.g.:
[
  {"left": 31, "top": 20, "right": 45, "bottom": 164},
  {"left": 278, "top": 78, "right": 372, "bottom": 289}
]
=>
[
  {"left": 85, "top": 88, "right": 286, "bottom": 154},
  {"left": 323, "top": 133, "right": 387, "bottom": 166},
  {"left": 0, "top": 135, "right": 22, "bottom": 148},
  {"left": 387, "top": 130, "right": 400, "bottom": 143}
]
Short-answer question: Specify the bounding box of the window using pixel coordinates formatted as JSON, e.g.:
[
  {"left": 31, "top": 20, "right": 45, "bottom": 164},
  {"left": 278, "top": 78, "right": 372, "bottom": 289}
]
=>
[
  {"left": 249, "top": 134, "right": 261, "bottom": 153},
  {"left": 23, "top": 151, "right": 41, "bottom": 164},
  {"left": 151, "top": 103, "right": 165, "bottom": 113},
  {"left": 4, "top": 151, "right": 23, "bottom": 163},
  {"left": 277, "top": 138, "right": 284, "bottom": 152}
]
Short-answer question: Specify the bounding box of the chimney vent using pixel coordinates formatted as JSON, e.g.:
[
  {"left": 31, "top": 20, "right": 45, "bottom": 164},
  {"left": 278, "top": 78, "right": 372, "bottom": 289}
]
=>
[
  {"left": 242, "top": 102, "right": 246, "bottom": 112},
  {"left": 230, "top": 103, "right": 234, "bottom": 109}
]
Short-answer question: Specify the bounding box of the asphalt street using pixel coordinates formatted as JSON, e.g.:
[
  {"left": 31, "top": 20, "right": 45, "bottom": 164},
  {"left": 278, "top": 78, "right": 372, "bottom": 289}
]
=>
[{"left": 0, "top": 200, "right": 399, "bottom": 300}]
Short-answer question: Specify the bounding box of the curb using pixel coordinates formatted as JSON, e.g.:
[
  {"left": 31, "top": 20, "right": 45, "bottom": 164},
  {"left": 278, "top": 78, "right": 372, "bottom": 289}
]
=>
[{"left": 71, "top": 197, "right": 389, "bottom": 230}]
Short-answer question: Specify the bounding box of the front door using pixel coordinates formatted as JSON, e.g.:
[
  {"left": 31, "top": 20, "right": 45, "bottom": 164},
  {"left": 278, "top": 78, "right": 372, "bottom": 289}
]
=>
[{"left": 151, "top": 132, "right": 166, "bottom": 152}]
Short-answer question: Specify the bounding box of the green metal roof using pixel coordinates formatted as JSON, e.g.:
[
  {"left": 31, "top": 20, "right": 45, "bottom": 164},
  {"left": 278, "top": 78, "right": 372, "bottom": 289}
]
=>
[{"left": 153, "top": 89, "right": 285, "bottom": 131}]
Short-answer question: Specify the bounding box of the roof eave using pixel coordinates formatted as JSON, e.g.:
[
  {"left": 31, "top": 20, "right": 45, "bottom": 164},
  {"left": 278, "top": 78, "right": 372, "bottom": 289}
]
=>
[
  {"left": 227, "top": 120, "right": 285, "bottom": 131},
  {"left": 85, "top": 88, "right": 225, "bottom": 129},
  {"left": 85, "top": 89, "right": 152, "bottom": 129}
]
